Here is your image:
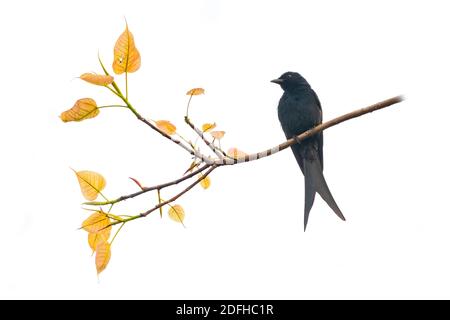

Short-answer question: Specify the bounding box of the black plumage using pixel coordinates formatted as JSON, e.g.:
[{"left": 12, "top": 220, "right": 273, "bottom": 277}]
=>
[{"left": 272, "top": 72, "right": 345, "bottom": 230}]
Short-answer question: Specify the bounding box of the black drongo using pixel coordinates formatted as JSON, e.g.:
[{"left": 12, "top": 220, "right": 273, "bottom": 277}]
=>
[{"left": 272, "top": 72, "right": 345, "bottom": 230}]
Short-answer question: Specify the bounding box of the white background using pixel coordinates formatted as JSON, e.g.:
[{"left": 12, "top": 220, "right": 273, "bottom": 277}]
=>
[{"left": 1, "top": 0, "right": 450, "bottom": 299}]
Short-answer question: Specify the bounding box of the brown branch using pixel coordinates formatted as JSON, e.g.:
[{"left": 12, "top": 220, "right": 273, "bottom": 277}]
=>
[
  {"left": 89, "top": 95, "right": 404, "bottom": 227},
  {"left": 216, "top": 95, "right": 404, "bottom": 165},
  {"left": 140, "top": 165, "right": 217, "bottom": 217},
  {"left": 108, "top": 165, "right": 218, "bottom": 227},
  {"left": 130, "top": 109, "right": 214, "bottom": 163},
  {"left": 83, "top": 164, "right": 212, "bottom": 206},
  {"left": 110, "top": 82, "right": 214, "bottom": 164}
]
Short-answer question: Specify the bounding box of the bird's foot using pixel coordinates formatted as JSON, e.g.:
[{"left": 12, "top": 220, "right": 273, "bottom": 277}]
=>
[{"left": 293, "top": 135, "right": 302, "bottom": 145}]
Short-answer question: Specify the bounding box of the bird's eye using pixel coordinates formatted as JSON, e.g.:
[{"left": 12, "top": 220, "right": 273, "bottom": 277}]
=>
[{"left": 287, "top": 74, "right": 292, "bottom": 78}]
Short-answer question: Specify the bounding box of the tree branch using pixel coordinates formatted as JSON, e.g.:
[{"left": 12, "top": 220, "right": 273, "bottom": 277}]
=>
[
  {"left": 216, "top": 95, "right": 404, "bottom": 165},
  {"left": 83, "top": 163, "right": 212, "bottom": 206},
  {"left": 109, "top": 79, "right": 214, "bottom": 164},
  {"left": 108, "top": 165, "right": 218, "bottom": 227},
  {"left": 140, "top": 165, "right": 217, "bottom": 217},
  {"left": 88, "top": 95, "right": 404, "bottom": 228}
]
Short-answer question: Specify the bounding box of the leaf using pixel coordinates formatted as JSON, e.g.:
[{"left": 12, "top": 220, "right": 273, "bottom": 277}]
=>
[
  {"left": 88, "top": 231, "right": 110, "bottom": 252},
  {"left": 210, "top": 130, "right": 225, "bottom": 140},
  {"left": 95, "top": 241, "right": 111, "bottom": 274},
  {"left": 202, "top": 122, "right": 216, "bottom": 132},
  {"left": 199, "top": 174, "right": 211, "bottom": 189},
  {"left": 227, "top": 147, "right": 248, "bottom": 159},
  {"left": 168, "top": 205, "right": 185, "bottom": 223},
  {"left": 112, "top": 24, "right": 141, "bottom": 74},
  {"left": 80, "top": 73, "right": 114, "bottom": 86},
  {"left": 156, "top": 120, "right": 177, "bottom": 135},
  {"left": 73, "top": 170, "right": 106, "bottom": 201},
  {"left": 82, "top": 211, "right": 111, "bottom": 234},
  {"left": 60, "top": 98, "right": 99, "bottom": 122},
  {"left": 186, "top": 88, "right": 205, "bottom": 96}
]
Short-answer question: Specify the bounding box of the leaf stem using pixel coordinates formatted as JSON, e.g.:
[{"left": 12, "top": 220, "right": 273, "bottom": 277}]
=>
[
  {"left": 110, "top": 222, "right": 125, "bottom": 245},
  {"left": 125, "top": 72, "right": 129, "bottom": 100},
  {"left": 186, "top": 94, "right": 193, "bottom": 118},
  {"left": 98, "top": 191, "right": 109, "bottom": 202},
  {"left": 105, "top": 86, "right": 122, "bottom": 98},
  {"left": 98, "top": 53, "right": 110, "bottom": 76},
  {"left": 157, "top": 189, "right": 163, "bottom": 218},
  {"left": 98, "top": 105, "right": 128, "bottom": 109}
]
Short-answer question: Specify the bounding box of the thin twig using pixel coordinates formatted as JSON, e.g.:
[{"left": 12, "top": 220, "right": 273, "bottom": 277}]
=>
[
  {"left": 84, "top": 164, "right": 212, "bottom": 206},
  {"left": 141, "top": 165, "right": 217, "bottom": 217},
  {"left": 126, "top": 102, "right": 213, "bottom": 163},
  {"left": 185, "top": 116, "right": 227, "bottom": 159},
  {"left": 105, "top": 74, "right": 212, "bottom": 163},
  {"left": 108, "top": 165, "right": 218, "bottom": 227}
]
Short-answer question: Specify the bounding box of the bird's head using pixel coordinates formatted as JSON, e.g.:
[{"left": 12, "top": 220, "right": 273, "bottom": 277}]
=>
[{"left": 271, "top": 72, "right": 310, "bottom": 91}]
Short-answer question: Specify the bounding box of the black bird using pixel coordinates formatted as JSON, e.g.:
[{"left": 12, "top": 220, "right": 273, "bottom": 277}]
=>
[{"left": 272, "top": 72, "right": 345, "bottom": 230}]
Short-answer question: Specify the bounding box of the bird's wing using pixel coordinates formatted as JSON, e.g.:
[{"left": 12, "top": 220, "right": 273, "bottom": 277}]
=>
[
  {"left": 312, "top": 89, "right": 322, "bottom": 113},
  {"left": 312, "top": 90, "right": 324, "bottom": 169}
]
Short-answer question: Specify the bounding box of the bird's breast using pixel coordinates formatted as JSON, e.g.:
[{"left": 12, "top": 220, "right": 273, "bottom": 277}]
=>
[{"left": 277, "top": 93, "right": 319, "bottom": 138}]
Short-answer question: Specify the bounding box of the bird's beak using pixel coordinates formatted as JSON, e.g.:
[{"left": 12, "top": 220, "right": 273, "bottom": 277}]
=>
[{"left": 271, "top": 78, "right": 284, "bottom": 85}]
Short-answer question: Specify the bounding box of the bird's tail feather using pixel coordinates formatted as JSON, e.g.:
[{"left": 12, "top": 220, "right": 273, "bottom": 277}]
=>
[
  {"left": 304, "top": 179, "right": 315, "bottom": 231},
  {"left": 304, "top": 154, "right": 346, "bottom": 222}
]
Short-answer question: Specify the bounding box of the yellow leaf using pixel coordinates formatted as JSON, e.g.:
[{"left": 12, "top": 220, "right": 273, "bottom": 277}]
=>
[
  {"left": 210, "top": 130, "right": 225, "bottom": 140},
  {"left": 60, "top": 98, "right": 99, "bottom": 122},
  {"left": 88, "top": 231, "right": 110, "bottom": 252},
  {"left": 199, "top": 174, "right": 211, "bottom": 189},
  {"left": 74, "top": 170, "right": 106, "bottom": 201},
  {"left": 112, "top": 24, "right": 141, "bottom": 74},
  {"left": 168, "top": 205, "right": 185, "bottom": 223},
  {"left": 82, "top": 211, "right": 111, "bottom": 234},
  {"left": 80, "top": 73, "right": 114, "bottom": 86},
  {"left": 202, "top": 122, "right": 216, "bottom": 132},
  {"left": 156, "top": 120, "right": 177, "bottom": 135},
  {"left": 95, "top": 241, "right": 111, "bottom": 274},
  {"left": 186, "top": 88, "right": 205, "bottom": 96},
  {"left": 227, "top": 147, "right": 248, "bottom": 159}
]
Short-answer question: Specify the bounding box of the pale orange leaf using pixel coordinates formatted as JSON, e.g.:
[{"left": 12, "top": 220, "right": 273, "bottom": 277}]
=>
[
  {"left": 82, "top": 211, "right": 111, "bottom": 234},
  {"left": 112, "top": 24, "right": 141, "bottom": 74},
  {"left": 227, "top": 147, "right": 248, "bottom": 159},
  {"left": 95, "top": 241, "right": 111, "bottom": 274},
  {"left": 88, "top": 231, "right": 110, "bottom": 252},
  {"left": 186, "top": 88, "right": 205, "bottom": 96},
  {"left": 60, "top": 98, "right": 99, "bottom": 122},
  {"left": 156, "top": 120, "right": 177, "bottom": 135},
  {"left": 74, "top": 170, "right": 106, "bottom": 201},
  {"left": 168, "top": 205, "right": 185, "bottom": 223},
  {"left": 210, "top": 130, "right": 225, "bottom": 140},
  {"left": 80, "top": 73, "right": 114, "bottom": 86},
  {"left": 199, "top": 174, "right": 211, "bottom": 189},
  {"left": 202, "top": 122, "right": 216, "bottom": 132}
]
